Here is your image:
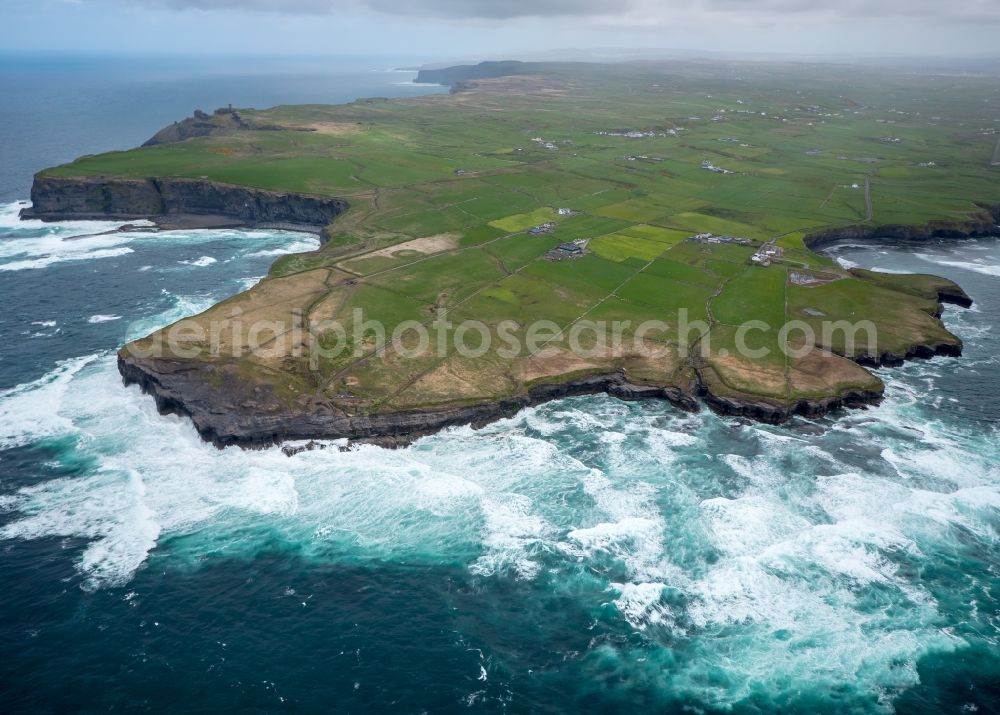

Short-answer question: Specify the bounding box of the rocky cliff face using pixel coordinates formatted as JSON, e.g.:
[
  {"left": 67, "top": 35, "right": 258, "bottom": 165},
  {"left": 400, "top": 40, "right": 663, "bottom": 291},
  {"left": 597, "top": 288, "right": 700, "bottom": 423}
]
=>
[
  {"left": 415, "top": 61, "right": 531, "bottom": 87},
  {"left": 117, "top": 349, "right": 752, "bottom": 450},
  {"left": 804, "top": 203, "right": 1000, "bottom": 251},
  {"left": 22, "top": 176, "right": 348, "bottom": 233},
  {"left": 117, "top": 346, "right": 888, "bottom": 451}
]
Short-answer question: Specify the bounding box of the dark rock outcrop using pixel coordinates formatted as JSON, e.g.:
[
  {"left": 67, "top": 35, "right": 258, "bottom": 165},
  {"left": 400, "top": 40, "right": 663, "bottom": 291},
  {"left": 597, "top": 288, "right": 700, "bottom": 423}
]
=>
[
  {"left": 142, "top": 107, "right": 308, "bottom": 146},
  {"left": 118, "top": 346, "right": 892, "bottom": 450},
  {"left": 851, "top": 340, "right": 963, "bottom": 368},
  {"left": 22, "top": 175, "right": 348, "bottom": 235},
  {"left": 936, "top": 285, "right": 974, "bottom": 309},
  {"left": 143, "top": 107, "right": 251, "bottom": 146},
  {"left": 118, "top": 351, "right": 710, "bottom": 449},
  {"left": 697, "top": 385, "right": 885, "bottom": 425},
  {"left": 803, "top": 203, "right": 1000, "bottom": 251}
]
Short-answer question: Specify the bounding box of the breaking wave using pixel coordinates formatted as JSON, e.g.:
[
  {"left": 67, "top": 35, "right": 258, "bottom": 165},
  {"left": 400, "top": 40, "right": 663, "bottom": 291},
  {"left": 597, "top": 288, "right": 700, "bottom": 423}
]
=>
[
  {"left": 0, "top": 213, "right": 998, "bottom": 710},
  {"left": 0, "top": 202, "right": 319, "bottom": 272},
  {"left": 245, "top": 238, "right": 320, "bottom": 257},
  {"left": 916, "top": 253, "right": 1000, "bottom": 277},
  {"left": 1, "top": 345, "right": 997, "bottom": 708}
]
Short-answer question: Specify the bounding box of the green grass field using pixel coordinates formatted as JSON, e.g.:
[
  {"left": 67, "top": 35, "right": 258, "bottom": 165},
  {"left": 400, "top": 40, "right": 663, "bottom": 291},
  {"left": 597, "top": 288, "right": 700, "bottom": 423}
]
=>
[{"left": 64, "top": 58, "right": 996, "bottom": 415}]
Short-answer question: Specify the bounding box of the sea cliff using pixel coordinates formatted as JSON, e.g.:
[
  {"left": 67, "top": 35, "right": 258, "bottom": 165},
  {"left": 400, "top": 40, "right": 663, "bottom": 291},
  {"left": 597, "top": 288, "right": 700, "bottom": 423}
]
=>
[
  {"left": 21, "top": 176, "right": 348, "bottom": 236},
  {"left": 414, "top": 61, "right": 532, "bottom": 87},
  {"left": 119, "top": 350, "right": 885, "bottom": 450},
  {"left": 803, "top": 203, "right": 1000, "bottom": 251}
]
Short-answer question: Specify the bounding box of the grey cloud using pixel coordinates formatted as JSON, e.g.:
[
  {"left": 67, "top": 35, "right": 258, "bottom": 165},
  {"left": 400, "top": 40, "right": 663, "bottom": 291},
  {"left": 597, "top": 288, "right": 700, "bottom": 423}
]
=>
[
  {"left": 129, "top": 0, "right": 633, "bottom": 18},
  {"left": 366, "top": 0, "right": 620, "bottom": 19},
  {"left": 116, "top": 0, "right": 1000, "bottom": 22}
]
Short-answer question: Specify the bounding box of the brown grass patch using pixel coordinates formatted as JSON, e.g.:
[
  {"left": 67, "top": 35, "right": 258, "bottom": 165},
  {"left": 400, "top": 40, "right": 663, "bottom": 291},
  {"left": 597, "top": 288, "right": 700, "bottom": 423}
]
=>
[
  {"left": 303, "top": 122, "right": 364, "bottom": 136},
  {"left": 708, "top": 353, "right": 787, "bottom": 397},
  {"left": 366, "top": 233, "right": 460, "bottom": 259},
  {"left": 788, "top": 346, "right": 880, "bottom": 395}
]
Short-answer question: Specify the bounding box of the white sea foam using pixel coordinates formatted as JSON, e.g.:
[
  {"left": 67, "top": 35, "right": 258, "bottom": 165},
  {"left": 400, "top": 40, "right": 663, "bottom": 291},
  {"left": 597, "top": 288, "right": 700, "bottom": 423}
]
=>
[
  {"left": 244, "top": 238, "right": 320, "bottom": 258},
  {"left": 0, "top": 344, "right": 993, "bottom": 704},
  {"left": 915, "top": 253, "right": 1000, "bottom": 277},
  {"left": 0, "top": 201, "right": 150, "bottom": 236},
  {"left": 610, "top": 581, "right": 673, "bottom": 630},
  {"left": 0, "top": 247, "right": 135, "bottom": 271},
  {"left": 124, "top": 291, "right": 218, "bottom": 340},
  {"left": 0, "top": 466, "right": 161, "bottom": 589},
  {"left": 0, "top": 203, "right": 316, "bottom": 273},
  {"left": 472, "top": 493, "right": 550, "bottom": 579},
  {"left": 178, "top": 256, "right": 217, "bottom": 267},
  {"left": 0, "top": 353, "right": 102, "bottom": 450},
  {"left": 0, "top": 227, "right": 997, "bottom": 706},
  {"left": 87, "top": 314, "right": 121, "bottom": 324},
  {"left": 0, "top": 202, "right": 158, "bottom": 272},
  {"left": 238, "top": 275, "right": 265, "bottom": 291}
]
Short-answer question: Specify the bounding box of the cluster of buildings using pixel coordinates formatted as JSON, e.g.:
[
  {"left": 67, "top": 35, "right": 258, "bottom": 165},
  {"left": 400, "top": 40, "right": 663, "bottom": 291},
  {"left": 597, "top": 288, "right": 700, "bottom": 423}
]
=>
[
  {"left": 545, "top": 239, "right": 589, "bottom": 261},
  {"left": 879, "top": 136, "right": 902, "bottom": 143},
  {"left": 528, "top": 222, "right": 556, "bottom": 235},
  {"left": 530, "top": 137, "right": 560, "bottom": 151},
  {"left": 527, "top": 210, "right": 578, "bottom": 235},
  {"left": 689, "top": 233, "right": 752, "bottom": 246},
  {"left": 596, "top": 128, "right": 680, "bottom": 138},
  {"left": 729, "top": 108, "right": 770, "bottom": 117},
  {"left": 701, "top": 160, "right": 734, "bottom": 174},
  {"left": 622, "top": 155, "right": 663, "bottom": 162},
  {"left": 751, "top": 244, "right": 782, "bottom": 266}
]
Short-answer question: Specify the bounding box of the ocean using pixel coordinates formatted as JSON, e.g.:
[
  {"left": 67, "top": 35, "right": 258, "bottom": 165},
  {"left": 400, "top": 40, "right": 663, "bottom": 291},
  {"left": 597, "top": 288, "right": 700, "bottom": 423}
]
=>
[{"left": 1, "top": 57, "right": 999, "bottom": 714}]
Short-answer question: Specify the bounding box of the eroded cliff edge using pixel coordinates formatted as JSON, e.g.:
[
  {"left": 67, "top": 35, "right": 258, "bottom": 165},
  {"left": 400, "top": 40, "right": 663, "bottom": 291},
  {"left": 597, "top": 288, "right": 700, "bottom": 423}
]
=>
[
  {"left": 21, "top": 175, "right": 349, "bottom": 237},
  {"left": 804, "top": 203, "right": 1000, "bottom": 250},
  {"left": 113, "top": 240, "right": 975, "bottom": 450},
  {"left": 117, "top": 348, "right": 896, "bottom": 450},
  {"left": 27, "top": 172, "right": 982, "bottom": 450}
]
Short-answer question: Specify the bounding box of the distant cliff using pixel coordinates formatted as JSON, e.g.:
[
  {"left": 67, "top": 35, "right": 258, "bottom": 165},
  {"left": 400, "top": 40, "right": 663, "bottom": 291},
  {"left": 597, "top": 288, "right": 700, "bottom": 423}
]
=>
[
  {"left": 415, "top": 61, "right": 533, "bottom": 87},
  {"left": 22, "top": 176, "right": 348, "bottom": 234},
  {"left": 803, "top": 203, "right": 1000, "bottom": 251}
]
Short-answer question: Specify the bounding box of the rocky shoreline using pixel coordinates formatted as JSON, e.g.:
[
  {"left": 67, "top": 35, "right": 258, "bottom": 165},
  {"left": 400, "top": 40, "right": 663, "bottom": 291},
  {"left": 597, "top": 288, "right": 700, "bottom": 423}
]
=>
[
  {"left": 21, "top": 175, "right": 348, "bottom": 240},
  {"left": 119, "top": 316, "right": 973, "bottom": 450},
  {"left": 116, "top": 351, "right": 696, "bottom": 450},
  {"left": 119, "top": 349, "right": 879, "bottom": 450},
  {"left": 114, "top": 234, "right": 981, "bottom": 452},
  {"left": 113, "top": 218, "right": 986, "bottom": 450},
  {"left": 23, "top": 173, "right": 987, "bottom": 451},
  {"left": 802, "top": 202, "right": 1000, "bottom": 252}
]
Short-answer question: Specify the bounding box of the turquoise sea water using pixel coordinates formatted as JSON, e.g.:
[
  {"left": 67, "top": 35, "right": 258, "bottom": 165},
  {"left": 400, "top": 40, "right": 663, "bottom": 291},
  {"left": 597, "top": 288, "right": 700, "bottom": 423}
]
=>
[{"left": 0, "top": 197, "right": 998, "bottom": 712}]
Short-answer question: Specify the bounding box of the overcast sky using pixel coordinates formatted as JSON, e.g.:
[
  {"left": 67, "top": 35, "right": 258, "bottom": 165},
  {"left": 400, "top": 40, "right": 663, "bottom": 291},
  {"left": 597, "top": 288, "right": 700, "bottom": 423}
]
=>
[{"left": 4, "top": 0, "right": 999, "bottom": 60}]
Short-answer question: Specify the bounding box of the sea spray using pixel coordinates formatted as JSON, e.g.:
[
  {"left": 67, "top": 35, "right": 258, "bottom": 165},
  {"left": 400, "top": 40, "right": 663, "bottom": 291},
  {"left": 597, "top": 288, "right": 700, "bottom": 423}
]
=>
[{"left": 0, "top": 227, "right": 998, "bottom": 711}]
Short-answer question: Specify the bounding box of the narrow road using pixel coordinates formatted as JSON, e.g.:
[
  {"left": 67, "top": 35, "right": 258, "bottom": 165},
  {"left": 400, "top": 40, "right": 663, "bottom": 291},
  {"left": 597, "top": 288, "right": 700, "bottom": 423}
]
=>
[
  {"left": 818, "top": 184, "right": 837, "bottom": 210},
  {"left": 864, "top": 175, "right": 873, "bottom": 222}
]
